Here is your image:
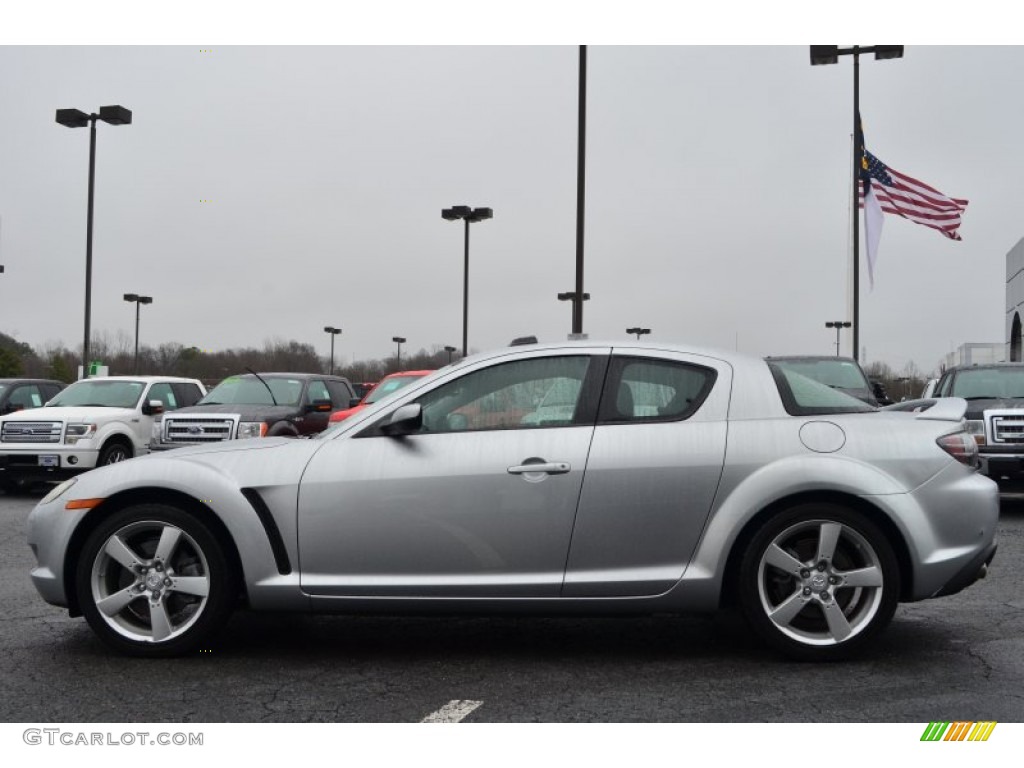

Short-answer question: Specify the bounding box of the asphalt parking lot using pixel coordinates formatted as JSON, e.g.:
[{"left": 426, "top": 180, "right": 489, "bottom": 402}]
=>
[{"left": 2, "top": 487, "right": 1022, "bottom": 723}]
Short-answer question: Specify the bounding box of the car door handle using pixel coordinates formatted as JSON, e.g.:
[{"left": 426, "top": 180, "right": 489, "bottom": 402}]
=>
[{"left": 507, "top": 461, "right": 571, "bottom": 475}]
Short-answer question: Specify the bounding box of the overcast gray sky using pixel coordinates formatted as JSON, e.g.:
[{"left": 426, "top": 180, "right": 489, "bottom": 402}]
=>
[{"left": 1, "top": 15, "right": 1019, "bottom": 374}]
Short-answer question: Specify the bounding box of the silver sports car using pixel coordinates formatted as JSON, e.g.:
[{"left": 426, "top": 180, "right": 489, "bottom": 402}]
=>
[{"left": 26, "top": 342, "right": 998, "bottom": 660}]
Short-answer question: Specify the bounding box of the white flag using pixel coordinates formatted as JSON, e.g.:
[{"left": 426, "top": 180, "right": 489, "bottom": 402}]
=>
[{"left": 864, "top": 184, "right": 885, "bottom": 290}]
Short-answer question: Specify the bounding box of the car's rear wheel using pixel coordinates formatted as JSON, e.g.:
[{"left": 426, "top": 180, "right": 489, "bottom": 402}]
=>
[
  {"left": 75, "top": 504, "right": 236, "bottom": 657},
  {"left": 738, "top": 503, "right": 899, "bottom": 661}
]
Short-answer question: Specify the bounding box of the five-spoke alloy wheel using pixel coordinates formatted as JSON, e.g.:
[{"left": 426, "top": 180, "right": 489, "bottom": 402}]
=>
[
  {"left": 76, "top": 504, "right": 236, "bottom": 657},
  {"left": 738, "top": 503, "right": 899, "bottom": 661}
]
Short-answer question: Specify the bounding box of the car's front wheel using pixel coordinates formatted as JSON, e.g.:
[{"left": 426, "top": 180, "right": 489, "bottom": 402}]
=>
[
  {"left": 738, "top": 503, "right": 899, "bottom": 661},
  {"left": 75, "top": 504, "right": 236, "bottom": 657}
]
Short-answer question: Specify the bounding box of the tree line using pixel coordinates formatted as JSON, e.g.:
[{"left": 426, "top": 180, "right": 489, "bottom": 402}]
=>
[
  {"left": 0, "top": 330, "right": 456, "bottom": 387},
  {"left": 1, "top": 330, "right": 932, "bottom": 400}
]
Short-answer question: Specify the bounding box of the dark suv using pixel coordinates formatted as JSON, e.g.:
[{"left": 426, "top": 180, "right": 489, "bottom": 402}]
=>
[
  {"left": 150, "top": 372, "right": 357, "bottom": 450},
  {"left": 933, "top": 363, "right": 1024, "bottom": 491},
  {"left": 0, "top": 379, "right": 65, "bottom": 415}
]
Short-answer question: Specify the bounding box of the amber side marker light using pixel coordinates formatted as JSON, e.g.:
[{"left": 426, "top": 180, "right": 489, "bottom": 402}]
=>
[{"left": 65, "top": 498, "right": 105, "bottom": 511}]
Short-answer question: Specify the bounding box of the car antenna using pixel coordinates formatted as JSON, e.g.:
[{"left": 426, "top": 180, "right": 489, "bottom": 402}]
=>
[{"left": 245, "top": 367, "right": 278, "bottom": 406}]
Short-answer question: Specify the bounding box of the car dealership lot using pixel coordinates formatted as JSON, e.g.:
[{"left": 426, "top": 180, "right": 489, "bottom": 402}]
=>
[{"left": 2, "top": 488, "right": 1023, "bottom": 723}]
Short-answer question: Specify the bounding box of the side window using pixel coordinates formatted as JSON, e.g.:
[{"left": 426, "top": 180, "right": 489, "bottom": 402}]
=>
[
  {"left": 147, "top": 383, "right": 179, "bottom": 410},
  {"left": 412, "top": 356, "right": 594, "bottom": 434},
  {"left": 45, "top": 384, "right": 63, "bottom": 402},
  {"left": 598, "top": 357, "right": 717, "bottom": 424},
  {"left": 9, "top": 385, "right": 43, "bottom": 410},
  {"left": 305, "top": 380, "right": 331, "bottom": 405},
  {"left": 935, "top": 374, "right": 952, "bottom": 397},
  {"left": 326, "top": 380, "right": 354, "bottom": 405},
  {"left": 172, "top": 383, "right": 204, "bottom": 407}
]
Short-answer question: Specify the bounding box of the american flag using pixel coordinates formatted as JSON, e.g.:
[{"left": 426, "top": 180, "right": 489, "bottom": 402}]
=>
[{"left": 859, "top": 150, "right": 968, "bottom": 240}]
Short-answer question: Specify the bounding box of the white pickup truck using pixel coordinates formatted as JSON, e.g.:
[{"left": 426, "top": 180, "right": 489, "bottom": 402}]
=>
[{"left": 0, "top": 375, "right": 205, "bottom": 493}]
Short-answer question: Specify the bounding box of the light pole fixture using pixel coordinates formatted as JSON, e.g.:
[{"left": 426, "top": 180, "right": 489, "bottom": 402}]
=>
[
  {"left": 442, "top": 204, "right": 493, "bottom": 357},
  {"left": 444, "top": 345, "right": 457, "bottom": 364},
  {"left": 122, "top": 293, "right": 152, "bottom": 374},
  {"left": 57, "top": 104, "right": 133, "bottom": 377},
  {"left": 810, "top": 45, "right": 903, "bottom": 362},
  {"left": 626, "top": 327, "right": 651, "bottom": 340},
  {"left": 323, "top": 326, "right": 342, "bottom": 375},
  {"left": 558, "top": 292, "right": 590, "bottom": 336},
  {"left": 573, "top": 44, "right": 588, "bottom": 338},
  {"left": 392, "top": 336, "right": 406, "bottom": 369},
  {"left": 825, "top": 320, "right": 852, "bottom": 356}
]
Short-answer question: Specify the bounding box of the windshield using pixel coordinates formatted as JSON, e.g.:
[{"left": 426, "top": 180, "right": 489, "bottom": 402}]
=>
[
  {"left": 364, "top": 374, "right": 428, "bottom": 404},
  {"left": 47, "top": 380, "right": 146, "bottom": 409},
  {"left": 768, "top": 364, "right": 876, "bottom": 416},
  {"left": 770, "top": 359, "right": 870, "bottom": 391},
  {"left": 950, "top": 368, "right": 1024, "bottom": 399},
  {"left": 198, "top": 376, "right": 304, "bottom": 407}
]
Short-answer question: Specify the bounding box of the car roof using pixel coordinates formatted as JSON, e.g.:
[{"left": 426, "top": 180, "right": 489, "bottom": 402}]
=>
[
  {"left": 456, "top": 339, "right": 765, "bottom": 370},
  {"left": 219, "top": 372, "right": 350, "bottom": 380},
  {"left": 764, "top": 355, "right": 861, "bottom": 363},
  {"left": 944, "top": 362, "right": 1020, "bottom": 372},
  {"left": 72, "top": 375, "right": 202, "bottom": 383},
  {"left": 0, "top": 378, "right": 64, "bottom": 384},
  {"left": 382, "top": 370, "right": 434, "bottom": 378}
]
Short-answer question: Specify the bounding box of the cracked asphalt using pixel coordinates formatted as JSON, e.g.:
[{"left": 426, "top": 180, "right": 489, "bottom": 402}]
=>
[{"left": 2, "top": 489, "right": 1022, "bottom": 723}]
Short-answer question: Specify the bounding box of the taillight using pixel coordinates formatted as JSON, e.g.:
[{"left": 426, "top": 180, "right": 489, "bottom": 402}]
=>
[{"left": 937, "top": 431, "right": 980, "bottom": 468}]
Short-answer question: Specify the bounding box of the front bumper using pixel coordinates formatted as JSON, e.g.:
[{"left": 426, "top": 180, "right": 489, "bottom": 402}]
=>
[{"left": 0, "top": 444, "right": 100, "bottom": 480}]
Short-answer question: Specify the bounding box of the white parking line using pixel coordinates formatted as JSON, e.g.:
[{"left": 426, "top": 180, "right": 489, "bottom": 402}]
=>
[{"left": 420, "top": 699, "right": 483, "bottom": 723}]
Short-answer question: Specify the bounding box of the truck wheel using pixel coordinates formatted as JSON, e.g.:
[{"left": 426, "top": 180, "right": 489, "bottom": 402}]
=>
[{"left": 98, "top": 440, "right": 133, "bottom": 465}]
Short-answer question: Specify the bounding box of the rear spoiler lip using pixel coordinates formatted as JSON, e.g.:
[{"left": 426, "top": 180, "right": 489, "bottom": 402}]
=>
[{"left": 881, "top": 397, "right": 967, "bottom": 422}]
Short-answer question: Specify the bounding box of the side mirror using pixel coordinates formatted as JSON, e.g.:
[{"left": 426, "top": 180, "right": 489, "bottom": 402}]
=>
[
  {"left": 349, "top": 396, "right": 363, "bottom": 408},
  {"left": 380, "top": 403, "right": 422, "bottom": 436},
  {"left": 142, "top": 399, "right": 165, "bottom": 416},
  {"left": 307, "top": 398, "right": 333, "bottom": 413}
]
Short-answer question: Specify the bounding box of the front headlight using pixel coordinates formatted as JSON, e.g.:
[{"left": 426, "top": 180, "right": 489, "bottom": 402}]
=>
[
  {"left": 237, "top": 421, "right": 267, "bottom": 439},
  {"left": 65, "top": 423, "right": 96, "bottom": 444},
  {"left": 40, "top": 477, "right": 77, "bottom": 505},
  {"left": 965, "top": 419, "right": 986, "bottom": 446}
]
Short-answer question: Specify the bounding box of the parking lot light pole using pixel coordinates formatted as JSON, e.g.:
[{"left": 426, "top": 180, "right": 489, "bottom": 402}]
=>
[
  {"left": 122, "top": 293, "right": 152, "bottom": 374},
  {"left": 323, "top": 326, "right": 342, "bottom": 375},
  {"left": 393, "top": 336, "right": 406, "bottom": 369},
  {"left": 825, "top": 320, "right": 852, "bottom": 356},
  {"left": 810, "top": 46, "right": 902, "bottom": 362},
  {"left": 558, "top": 292, "right": 590, "bottom": 335},
  {"left": 444, "top": 345, "right": 457, "bottom": 364},
  {"left": 56, "top": 105, "right": 133, "bottom": 377},
  {"left": 442, "top": 205, "right": 493, "bottom": 357},
  {"left": 626, "top": 327, "right": 651, "bottom": 341}
]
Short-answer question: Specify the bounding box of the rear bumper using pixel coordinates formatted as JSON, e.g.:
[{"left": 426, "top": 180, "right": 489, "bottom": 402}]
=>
[{"left": 932, "top": 541, "right": 997, "bottom": 598}]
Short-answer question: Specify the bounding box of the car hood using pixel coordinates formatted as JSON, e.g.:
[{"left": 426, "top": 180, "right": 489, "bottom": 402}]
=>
[
  {"left": 329, "top": 404, "right": 366, "bottom": 423},
  {"left": 73, "top": 436, "right": 322, "bottom": 498},
  {"left": 0, "top": 406, "right": 134, "bottom": 422},
  {"left": 167, "top": 404, "right": 298, "bottom": 421}
]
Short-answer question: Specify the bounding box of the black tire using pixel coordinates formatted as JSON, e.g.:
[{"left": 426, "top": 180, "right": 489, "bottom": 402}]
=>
[
  {"left": 98, "top": 440, "right": 133, "bottom": 466},
  {"left": 75, "top": 503, "right": 236, "bottom": 657},
  {"left": 737, "top": 503, "right": 899, "bottom": 661}
]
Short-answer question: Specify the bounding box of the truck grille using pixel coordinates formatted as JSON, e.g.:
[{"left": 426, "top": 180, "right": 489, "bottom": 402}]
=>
[
  {"left": 0, "top": 421, "right": 63, "bottom": 443},
  {"left": 162, "top": 417, "right": 236, "bottom": 445},
  {"left": 988, "top": 411, "right": 1024, "bottom": 443}
]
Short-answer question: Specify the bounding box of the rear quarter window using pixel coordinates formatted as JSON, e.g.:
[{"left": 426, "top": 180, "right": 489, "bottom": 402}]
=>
[{"left": 768, "top": 363, "right": 876, "bottom": 416}]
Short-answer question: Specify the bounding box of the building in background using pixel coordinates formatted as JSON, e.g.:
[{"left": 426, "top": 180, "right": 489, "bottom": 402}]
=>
[
  {"left": 1006, "top": 237, "right": 1024, "bottom": 361},
  {"left": 940, "top": 343, "right": 1004, "bottom": 373}
]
